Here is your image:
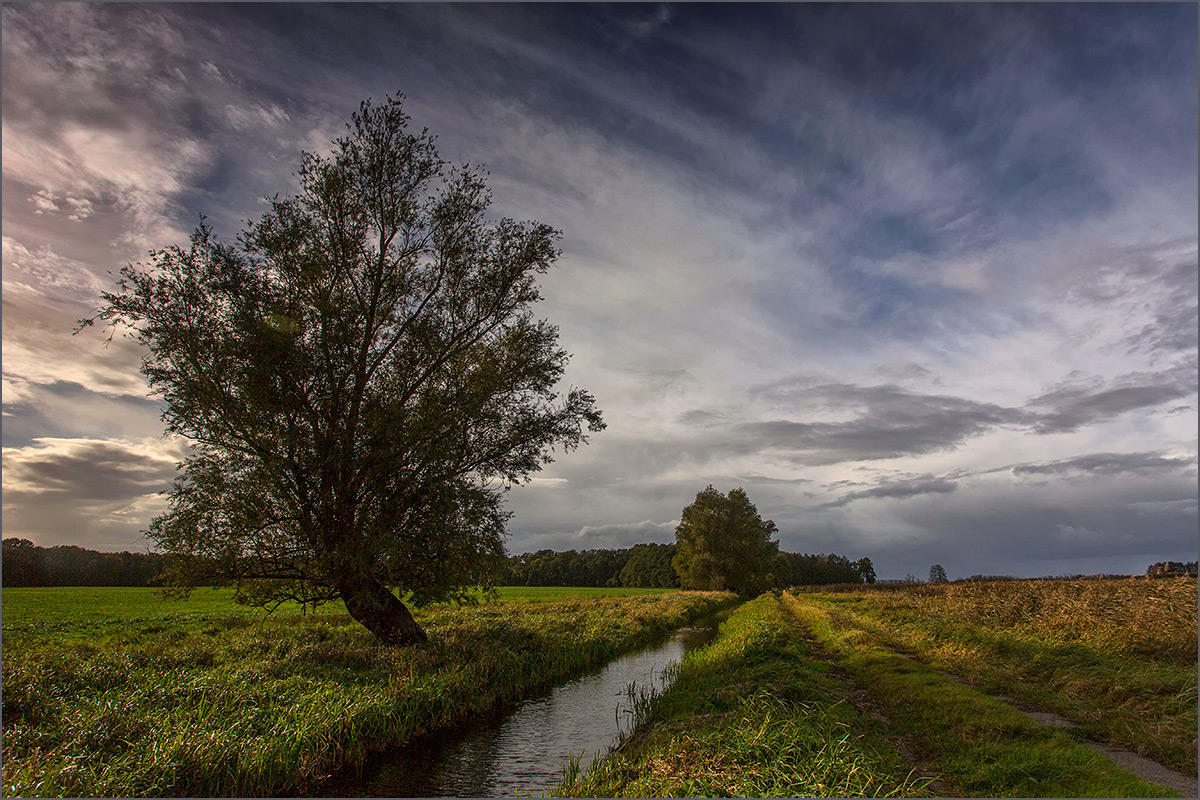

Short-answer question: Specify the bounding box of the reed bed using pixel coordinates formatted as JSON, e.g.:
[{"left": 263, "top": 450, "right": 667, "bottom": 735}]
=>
[{"left": 2, "top": 589, "right": 732, "bottom": 797}]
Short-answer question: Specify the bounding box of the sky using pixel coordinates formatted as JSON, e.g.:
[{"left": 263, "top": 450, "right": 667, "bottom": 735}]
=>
[{"left": 2, "top": 3, "right": 1196, "bottom": 580}]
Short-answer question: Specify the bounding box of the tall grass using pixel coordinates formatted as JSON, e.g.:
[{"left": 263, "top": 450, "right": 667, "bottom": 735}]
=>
[
  {"left": 2, "top": 590, "right": 732, "bottom": 797},
  {"left": 793, "top": 578, "right": 1197, "bottom": 776},
  {"left": 785, "top": 591, "right": 1181, "bottom": 797},
  {"left": 555, "top": 593, "right": 932, "bottom": 798}
]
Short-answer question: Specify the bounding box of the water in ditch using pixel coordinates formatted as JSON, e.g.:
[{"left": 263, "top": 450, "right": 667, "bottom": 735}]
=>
[{"left": 336, "top": 609, "right": 730, "bottom": 797}]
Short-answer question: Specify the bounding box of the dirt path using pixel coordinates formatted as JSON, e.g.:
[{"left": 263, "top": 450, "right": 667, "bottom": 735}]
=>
[
  {"left": 928, "top": 666, "right": 1197, "bottom": 797},
  {"left": 791, "top": 625, "right": 963, "bottom": 796}
]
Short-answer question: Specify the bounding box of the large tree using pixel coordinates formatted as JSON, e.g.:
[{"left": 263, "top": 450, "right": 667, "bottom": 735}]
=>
[
  {"left": 672, "top": 486, "right": 778, "bottom": 597},
  {"left": 78, "top": 95, "right": 604, "bottom": 645}
]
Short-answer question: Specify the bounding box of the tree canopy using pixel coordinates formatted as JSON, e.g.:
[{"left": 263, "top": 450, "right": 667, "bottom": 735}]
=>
[
  {"left": 672, "top": 486, "right": 779, "bottom": 597},
  {"left": 78, "top": 95, "right": 604, "bottom": 644}
]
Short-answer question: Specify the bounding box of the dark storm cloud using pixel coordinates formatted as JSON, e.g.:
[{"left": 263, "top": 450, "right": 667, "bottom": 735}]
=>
[
  {"left": 823, "top": 474, "right": 957, "bottom": 508},
  {"left": 1012, "top": 452, "right": 1196, "bottom": 477},
  {"left": 861, "top": 482, "right": 1198, "bottom": 580},
  {"left": 737, "top": 379, "right": 1022, "bottom": 465},
  {"left": 2, "top": 381, "right": 164, "bottom": 450},
  {"left": 1024, "top": 362, "right": 1197, "bottom": 433},
  {"left": 3, "top": 438, "right": 179, "bottom": 502},
  {"left": 708, "top": 365, "right": 1197, "bottom": 467}
]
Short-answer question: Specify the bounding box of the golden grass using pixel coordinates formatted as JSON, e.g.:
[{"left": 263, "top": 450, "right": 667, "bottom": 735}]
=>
[{"left": 796, "top": 578, "right": 1197, "bottom": 776}]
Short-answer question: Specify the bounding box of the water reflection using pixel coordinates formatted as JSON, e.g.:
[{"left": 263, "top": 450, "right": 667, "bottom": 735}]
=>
[{"left": 344, "top": 611, "right": 728, "bottom": 798}]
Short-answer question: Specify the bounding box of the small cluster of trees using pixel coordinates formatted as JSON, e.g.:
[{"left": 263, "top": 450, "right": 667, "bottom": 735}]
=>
[
  {"left": 670, "top": 486, "right": 875, "bottom": 596},
  {"left": 1145, "top": 561, "right": 1198, "bottom": 578},
  {"left": 2, "top": 539, "right": 170, "bottom": 587}
]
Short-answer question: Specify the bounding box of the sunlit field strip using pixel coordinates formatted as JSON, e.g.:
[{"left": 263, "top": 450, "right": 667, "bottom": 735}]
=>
[
  {"left": 556, "top": 593, "right": 932, "bottom": 798},
  {"left": 0, "top": 585, "right": 677, "bottom": 628},
  {"left": 1, "top": 589, "right": 729, "bottom": 797}
]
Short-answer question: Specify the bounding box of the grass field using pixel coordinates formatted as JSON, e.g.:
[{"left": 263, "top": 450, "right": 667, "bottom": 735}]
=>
[
  {"left": 789, "top": 578, "right": 1198, "bottom": 778},
  {"left": 554, "top": 586, "right": 1182, "bottom": 798},
  {"left": 0, "top": 585, "right": 675, "bottom": 628},
  {"left": 1, "top": 586, "right": 730, "bottom": 797}
]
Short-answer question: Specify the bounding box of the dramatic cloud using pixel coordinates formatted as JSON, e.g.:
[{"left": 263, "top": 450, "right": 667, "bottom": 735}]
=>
[
  {"left": 1012, "top": 452, "right": 1196, "bottom": 477},
  {"left": 2, "top": 437, "right": 187, "bottom": 550},
  {"left": 1024, "top": 363, "right": 1198, "bottom": 434},
  {"left": 2, "top": 4, "right": 1195, "bottom": 578},
  {"left": 737, "top": 380, "right": 1022, "bottom": 465},
  {"left": 824, "top": 474, "right": 958, "bottom": 508}
]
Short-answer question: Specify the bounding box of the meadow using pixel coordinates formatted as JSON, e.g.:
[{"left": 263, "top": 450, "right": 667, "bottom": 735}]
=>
[{"left": 1, "top": 586, "right": 730, "bottom": 797}]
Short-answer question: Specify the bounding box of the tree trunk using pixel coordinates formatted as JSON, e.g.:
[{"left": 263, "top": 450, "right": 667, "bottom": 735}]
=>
[{"left": 339, "top": 570, "right": 428, "bottom": 645}]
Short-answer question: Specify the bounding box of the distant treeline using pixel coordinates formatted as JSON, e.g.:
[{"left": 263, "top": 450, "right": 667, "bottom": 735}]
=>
[
  {"left": 505, "top": 545, "right": 873, "bottom": 588},
  {"left": 2, "top": 538, "right": 170, "bottom": 587},
  {"left": 5, "top": 537, "right": 875, "bottom": 590},
  {"left": 1146, "top": 561, "right": 1198, "bottom": 578}
]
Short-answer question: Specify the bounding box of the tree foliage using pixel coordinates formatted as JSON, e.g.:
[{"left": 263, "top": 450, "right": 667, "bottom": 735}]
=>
[
  {"left": 672, "top": 486, "right": 779, "bottom": 597},
  {"left": 929, "top": 563, "right": 949, "bottom": 584},
  {"left": 78, "top": 95, "right": 604, "bottom": 644}
]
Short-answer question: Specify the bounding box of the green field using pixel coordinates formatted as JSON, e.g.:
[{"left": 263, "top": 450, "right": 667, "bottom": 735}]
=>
[
  {"left": 0, "top": 585, "right": 674, "bottom": 628},
  {"left": 1, "top": 586, "right": 729, "bottom": 797},
  {"left": 783, "top": 590, "right": 1182, "bottom": 797}
]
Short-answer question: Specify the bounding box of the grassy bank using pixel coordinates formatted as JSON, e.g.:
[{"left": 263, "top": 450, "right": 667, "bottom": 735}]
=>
[
  {"left": 555, "top": 593, "right": 931, "bottom": 798},
  {"left": 784, "top": 592, "right": 1180, "bottom": 797},
  {"left": 2, "top": 588, "right": 732, "bottom": 797},
  {"left": 790, "top": 578, "right": 1197, "bottom": 776}
]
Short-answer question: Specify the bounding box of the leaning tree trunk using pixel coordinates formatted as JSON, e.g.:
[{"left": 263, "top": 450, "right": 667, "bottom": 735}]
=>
[{"left": 338, "top": 570, "right": 428, "bottom": 645}]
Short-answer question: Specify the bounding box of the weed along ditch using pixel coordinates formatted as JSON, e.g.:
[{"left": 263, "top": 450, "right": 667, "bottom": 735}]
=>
[{"left": 322, "top": 608, "right": 734, "bottom": 797}]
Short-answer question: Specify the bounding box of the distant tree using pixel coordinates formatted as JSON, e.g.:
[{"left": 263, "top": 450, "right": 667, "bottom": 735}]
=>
[
  {"left": 672, "top": 486, "right": 778, "bottom": 597},
  {"left": 855, "top": 557, "right": 877, "bottom": 584},
  {"left": 903, "top": 572, "right": 920, "bottom": 584},
  {"left": 78, "top": 95, "right": 604, "bottom": 645},
  {"left": 929, "top": 564, "right": 948, "bottom": 584}
]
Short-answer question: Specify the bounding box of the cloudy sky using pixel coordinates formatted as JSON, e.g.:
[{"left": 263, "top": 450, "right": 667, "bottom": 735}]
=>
[{"left": 3, "top": 3, "right": 1196, "bottom": 579}]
